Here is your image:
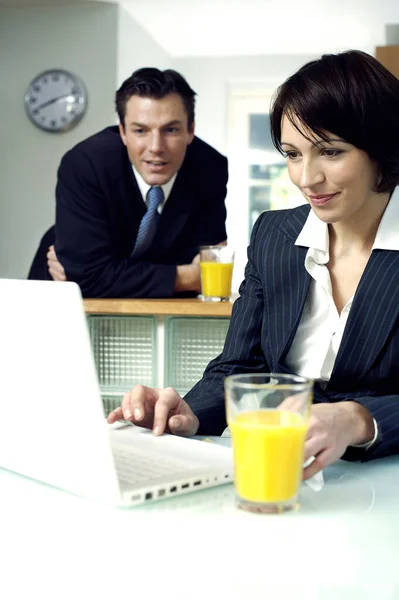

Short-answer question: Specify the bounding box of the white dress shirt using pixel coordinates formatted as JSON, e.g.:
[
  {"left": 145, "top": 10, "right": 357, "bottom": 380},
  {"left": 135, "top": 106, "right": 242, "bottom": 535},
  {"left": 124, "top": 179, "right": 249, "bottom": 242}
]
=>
[
  {"left": 132, "top": 166, "right": 177, "bottom": 214},
  {"left": 285, "top": 187, "right": 399, "bottom": 448}
]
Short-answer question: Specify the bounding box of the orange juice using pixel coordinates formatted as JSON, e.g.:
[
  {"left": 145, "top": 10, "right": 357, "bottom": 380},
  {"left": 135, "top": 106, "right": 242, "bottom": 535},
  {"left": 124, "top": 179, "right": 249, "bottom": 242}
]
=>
[
  {"left": 229, "top": 410, "right": 307, "bottom": 503},
  {"left": 200, "top": 261, "right": 233, "bottom": 298}
]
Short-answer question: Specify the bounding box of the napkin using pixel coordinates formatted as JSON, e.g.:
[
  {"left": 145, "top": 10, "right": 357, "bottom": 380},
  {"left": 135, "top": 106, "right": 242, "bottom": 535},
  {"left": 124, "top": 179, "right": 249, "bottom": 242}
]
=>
[{"left": 303, "top": 457, "right": 324, "bottom": 491}]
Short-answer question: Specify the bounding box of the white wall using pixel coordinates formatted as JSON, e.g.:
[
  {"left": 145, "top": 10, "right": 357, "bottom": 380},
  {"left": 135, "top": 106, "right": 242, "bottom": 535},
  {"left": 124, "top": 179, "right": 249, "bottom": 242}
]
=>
[
  {"left": 0, "top": 2, "right": 118, "bottom": 279},
  {"left": 117, "top": 5, "right": 171, "bottom": 87}
]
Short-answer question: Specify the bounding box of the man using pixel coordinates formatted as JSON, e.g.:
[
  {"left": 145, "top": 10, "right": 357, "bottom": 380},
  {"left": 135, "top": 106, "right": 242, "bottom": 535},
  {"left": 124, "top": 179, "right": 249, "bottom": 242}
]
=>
[{"left": 28, "top": 68, "right": 228, "bottom": 297}]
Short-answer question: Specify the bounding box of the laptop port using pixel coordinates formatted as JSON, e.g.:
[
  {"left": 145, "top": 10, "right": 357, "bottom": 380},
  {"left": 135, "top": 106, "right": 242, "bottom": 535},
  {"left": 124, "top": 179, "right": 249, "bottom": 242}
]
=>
[
  {"left": 181, "top": 483, "right": 189, "bottom": 489},
  {"left": 158, "top": 489, "right": 165, "bottom": 497},
  {"left": 145, "top": 492, "right": 153, "bottom": 501},
  {"left": 193, "top": 480, "right": 201, "bottom": 486},
  {"left": 170, "top": 486, "right": 177, "bottom": 493}
]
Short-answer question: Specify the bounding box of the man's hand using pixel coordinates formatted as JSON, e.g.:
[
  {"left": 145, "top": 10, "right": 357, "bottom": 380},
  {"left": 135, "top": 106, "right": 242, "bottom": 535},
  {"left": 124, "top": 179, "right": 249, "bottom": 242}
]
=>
[
  {"left": 175, "top": 254, "right": 201, "bottom": 293},
  {"left": 174, "top": 241, "right": 227, "bottom": 293},
  {"left": 47, "top": 245, "right": 67, "bottom": 282},
  {"left": 107, "top": 385, "right": 200, "bottom": 437},
  {"left": 303, "top": 401, "right": 375, "bottom": 480}
]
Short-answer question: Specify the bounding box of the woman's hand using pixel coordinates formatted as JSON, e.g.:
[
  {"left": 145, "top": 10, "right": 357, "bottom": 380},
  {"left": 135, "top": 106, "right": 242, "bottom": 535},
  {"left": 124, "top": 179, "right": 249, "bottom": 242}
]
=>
[
  {"left": 303, "top": 401, "right": 375, "bottom": 479},
  {"left": 107, "top": 385, "right": 200, "bottom": 437}
]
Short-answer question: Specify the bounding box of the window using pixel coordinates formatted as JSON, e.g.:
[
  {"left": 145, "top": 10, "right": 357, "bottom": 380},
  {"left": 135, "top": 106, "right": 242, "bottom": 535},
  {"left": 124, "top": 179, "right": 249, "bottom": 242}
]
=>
[{"left": 227, "top": 89, "right": 304, "bottom": 291}]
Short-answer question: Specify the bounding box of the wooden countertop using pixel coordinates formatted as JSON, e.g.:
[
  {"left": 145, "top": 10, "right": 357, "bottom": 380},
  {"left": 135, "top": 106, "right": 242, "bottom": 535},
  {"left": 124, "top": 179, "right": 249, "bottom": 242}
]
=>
[{"left": 83, "top": 297, "right": 235, "bottom": 317}]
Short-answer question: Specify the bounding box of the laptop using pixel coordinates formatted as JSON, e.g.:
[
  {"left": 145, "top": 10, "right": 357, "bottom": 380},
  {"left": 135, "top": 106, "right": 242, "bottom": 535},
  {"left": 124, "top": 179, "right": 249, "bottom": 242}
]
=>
[{"left": 0, "top": 278, "right": 233, "bottom": 507}]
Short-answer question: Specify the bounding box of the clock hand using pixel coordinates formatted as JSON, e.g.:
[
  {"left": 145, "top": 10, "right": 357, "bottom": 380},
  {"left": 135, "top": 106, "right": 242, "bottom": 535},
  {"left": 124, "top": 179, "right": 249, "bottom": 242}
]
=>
[{"left": 36, "top": 94, "right": 76, "bottom": 110}]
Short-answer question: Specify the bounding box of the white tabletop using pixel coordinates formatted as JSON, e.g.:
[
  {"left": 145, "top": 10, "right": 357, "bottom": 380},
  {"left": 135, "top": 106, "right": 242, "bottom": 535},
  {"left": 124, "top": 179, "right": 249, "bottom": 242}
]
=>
[{"left": 1, "top": 444, "right": 399, "bottom": 600}]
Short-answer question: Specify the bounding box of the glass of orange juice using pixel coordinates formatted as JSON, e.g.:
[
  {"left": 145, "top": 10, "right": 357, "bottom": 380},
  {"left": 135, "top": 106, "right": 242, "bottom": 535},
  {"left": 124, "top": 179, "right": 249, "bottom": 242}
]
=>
[
  {"left": 225, "top": 373, "right": 313, "bottom": 514},
  {"left": 199, "top": 245, "right": 235, "bottom": 302}
]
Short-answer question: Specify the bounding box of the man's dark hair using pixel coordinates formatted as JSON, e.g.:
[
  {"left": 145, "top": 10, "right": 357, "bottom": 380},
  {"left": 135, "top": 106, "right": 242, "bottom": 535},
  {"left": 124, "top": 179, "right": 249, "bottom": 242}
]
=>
[
  {"left": 116, "top": 67, "right": 196, "bottom": 130},
  {"left": 270, "top": 50, "right": 399, "bottom": 194}
]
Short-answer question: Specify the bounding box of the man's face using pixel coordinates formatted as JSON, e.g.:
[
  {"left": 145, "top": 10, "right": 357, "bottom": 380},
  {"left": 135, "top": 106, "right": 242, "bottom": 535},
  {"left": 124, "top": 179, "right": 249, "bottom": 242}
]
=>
[{"left": 119, "top": 93, "right": 195, "bottom": 186}]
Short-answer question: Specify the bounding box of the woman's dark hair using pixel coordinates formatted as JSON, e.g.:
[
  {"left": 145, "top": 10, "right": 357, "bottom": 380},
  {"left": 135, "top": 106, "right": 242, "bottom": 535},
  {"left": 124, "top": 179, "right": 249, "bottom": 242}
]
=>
[
  {"left": 270, "top": 50, "right": 399, "bottom": 193},
  {"left": 115, "top": 67, "right": 196, "bottom": 130}
]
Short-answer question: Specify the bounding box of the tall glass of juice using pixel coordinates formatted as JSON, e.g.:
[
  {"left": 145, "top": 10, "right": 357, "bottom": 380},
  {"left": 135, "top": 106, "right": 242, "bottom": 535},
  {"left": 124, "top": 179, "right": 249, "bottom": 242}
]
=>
[
  {"left": 225, "top": 373, "right": 313, "bottom": 514},
  {"left": 199, "top": 245, "right": 234, "bottom": 302}
]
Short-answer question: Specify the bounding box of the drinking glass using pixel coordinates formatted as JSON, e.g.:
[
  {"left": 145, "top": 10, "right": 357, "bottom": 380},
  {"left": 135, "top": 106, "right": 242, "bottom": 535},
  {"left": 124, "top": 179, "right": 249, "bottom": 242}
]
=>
[
  {"left": 225, "top": 373, "right": 313, "bottom": 513},
  {"left": 199, "top": 245, "right": 234, "bottom": 302}
]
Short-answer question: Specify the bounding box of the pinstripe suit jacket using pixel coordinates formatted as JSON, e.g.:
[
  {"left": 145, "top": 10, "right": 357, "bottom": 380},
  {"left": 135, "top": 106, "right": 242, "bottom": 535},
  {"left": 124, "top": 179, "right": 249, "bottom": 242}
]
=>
[{"left": 185, "top": 204, "right": 399, "bottom": 462}]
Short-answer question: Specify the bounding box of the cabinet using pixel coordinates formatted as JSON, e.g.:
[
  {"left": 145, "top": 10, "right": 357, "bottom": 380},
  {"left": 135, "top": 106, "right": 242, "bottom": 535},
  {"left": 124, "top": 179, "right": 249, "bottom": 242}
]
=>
[
  {"left": 376, "top": 46, "right": 399, "bottom": 78},
  {"left": 84, "top": 298, "right": 233, "bottom": 414}
]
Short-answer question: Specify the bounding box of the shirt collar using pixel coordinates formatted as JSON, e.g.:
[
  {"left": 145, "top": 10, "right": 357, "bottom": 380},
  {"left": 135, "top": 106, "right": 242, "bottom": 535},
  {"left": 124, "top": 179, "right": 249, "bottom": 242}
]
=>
[
  {"left": 372, "top": 186, "right": 399, "bottom": 251},
  {"left": 295, "top": 207, "right": 329, "bottom": 265},
  {"left": 132, "top": 165, "right": 177, "bottom": 206},
  {"left": 295, "top": 185, "right": 399, "bottom": 255}
]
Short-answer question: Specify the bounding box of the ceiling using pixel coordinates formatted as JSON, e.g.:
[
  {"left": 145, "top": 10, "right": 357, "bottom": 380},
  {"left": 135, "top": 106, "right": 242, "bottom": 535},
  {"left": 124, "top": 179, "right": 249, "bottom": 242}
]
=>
[
  {"left": 118, "top": 0, "right": 399, "bottom": 57},
  {"left": 0, "top": 0, "right": 84, "bottom": 4},
  {"left": 0, "top": 0, "right": 86, "bottom": 4},
  {"left": 1, "top": 0, "right": 398, "bottom": 57}
]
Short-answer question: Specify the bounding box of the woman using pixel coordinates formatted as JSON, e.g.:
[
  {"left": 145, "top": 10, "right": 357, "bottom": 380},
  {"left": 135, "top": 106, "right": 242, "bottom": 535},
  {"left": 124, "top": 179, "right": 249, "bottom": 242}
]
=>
[{"left": 108, "top": 50, "right": 399, "bottom": 479}]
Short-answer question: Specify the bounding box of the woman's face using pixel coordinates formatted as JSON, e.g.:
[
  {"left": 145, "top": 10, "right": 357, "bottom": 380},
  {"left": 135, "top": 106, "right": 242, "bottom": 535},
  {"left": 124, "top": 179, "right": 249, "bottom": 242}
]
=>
[{"left": 280, "top": 115, "right": 383, "bottom": 225}]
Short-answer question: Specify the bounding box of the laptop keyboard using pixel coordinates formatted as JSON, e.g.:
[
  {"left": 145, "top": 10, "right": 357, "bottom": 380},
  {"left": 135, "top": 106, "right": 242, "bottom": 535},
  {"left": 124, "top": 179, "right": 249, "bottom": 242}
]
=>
[{"left": 112, "top": 444, "right": 198, "bottom": 487}]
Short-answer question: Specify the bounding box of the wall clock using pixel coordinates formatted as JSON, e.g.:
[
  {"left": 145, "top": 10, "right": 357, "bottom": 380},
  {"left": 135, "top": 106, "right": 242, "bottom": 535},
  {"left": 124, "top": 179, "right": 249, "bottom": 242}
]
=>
[{"left": 24, "top": 69, "right": 88, "bottom": 133}]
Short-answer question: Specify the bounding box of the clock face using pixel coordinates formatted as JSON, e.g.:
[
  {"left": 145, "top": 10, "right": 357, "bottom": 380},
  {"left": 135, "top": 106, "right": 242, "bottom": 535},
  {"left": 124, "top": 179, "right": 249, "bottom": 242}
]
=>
[{"left": 24, "top": 69, "right": 88, "bottom": 133}]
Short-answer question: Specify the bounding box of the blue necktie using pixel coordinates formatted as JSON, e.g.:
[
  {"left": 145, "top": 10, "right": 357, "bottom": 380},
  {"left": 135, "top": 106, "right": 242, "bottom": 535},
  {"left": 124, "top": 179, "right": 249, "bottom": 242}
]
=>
[{"left": 131, "top": 186, "right": 164, "bottom": 258}]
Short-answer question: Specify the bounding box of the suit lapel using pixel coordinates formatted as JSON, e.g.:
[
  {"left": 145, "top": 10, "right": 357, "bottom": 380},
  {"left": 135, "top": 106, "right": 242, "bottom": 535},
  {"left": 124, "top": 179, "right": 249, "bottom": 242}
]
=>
[
  {"left": 112, "top": 154, "right": 146, "bottom": 230},
  {"left": 155, "top": 170, "right": 193, "bottom": 252},
  {"left": 331, "top": 249, "right": 399, "bottom": 381},
  {"left": 265, "top": 207, "right": 312, "bottom": 364},
  {"left": 270, "top": 245, "right": 311, "bottom": 363}
]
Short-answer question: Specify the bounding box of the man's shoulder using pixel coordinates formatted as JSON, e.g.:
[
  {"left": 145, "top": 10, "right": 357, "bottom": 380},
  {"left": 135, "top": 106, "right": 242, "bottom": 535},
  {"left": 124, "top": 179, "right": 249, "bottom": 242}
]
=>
[
  {"left": 61, "top": 126, "right": 125, "bottom": 166},
  {"left": 185, "top": 136, "right": 227, "bottom": 168}
]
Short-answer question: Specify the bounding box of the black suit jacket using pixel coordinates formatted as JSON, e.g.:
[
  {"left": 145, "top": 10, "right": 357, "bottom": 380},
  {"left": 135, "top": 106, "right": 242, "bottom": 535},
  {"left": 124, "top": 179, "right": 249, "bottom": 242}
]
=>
[
  {"left": 28, "top": 127, "right": 228, "bottom": 298},
  {"left": 185, "top": 204, "right": 399, "bottom": 462}
]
